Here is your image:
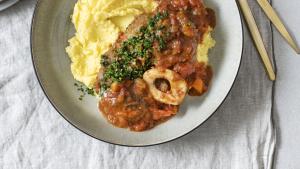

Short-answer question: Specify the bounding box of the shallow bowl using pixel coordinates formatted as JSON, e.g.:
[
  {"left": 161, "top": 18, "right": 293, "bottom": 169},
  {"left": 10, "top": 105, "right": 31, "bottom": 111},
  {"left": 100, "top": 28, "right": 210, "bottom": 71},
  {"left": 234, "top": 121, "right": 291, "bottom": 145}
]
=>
[{"left": 31, "top": 0, "right": 243, "bottom": 146}]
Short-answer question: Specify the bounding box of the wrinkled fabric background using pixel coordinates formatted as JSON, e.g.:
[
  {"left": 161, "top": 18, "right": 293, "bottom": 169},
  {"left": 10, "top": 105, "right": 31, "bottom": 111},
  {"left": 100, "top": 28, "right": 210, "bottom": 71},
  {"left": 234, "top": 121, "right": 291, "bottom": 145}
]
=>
[{"left": 0, "top": 0, "right": 276, "bottom": 169}]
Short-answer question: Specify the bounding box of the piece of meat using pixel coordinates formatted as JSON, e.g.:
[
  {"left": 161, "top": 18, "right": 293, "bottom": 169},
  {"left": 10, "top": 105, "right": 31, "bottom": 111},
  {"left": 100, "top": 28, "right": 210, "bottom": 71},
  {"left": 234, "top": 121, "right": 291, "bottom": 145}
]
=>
[
  {"left": 99, "top": 14, "right": 150, "bottom": 83},
  {"left": 103, "top": 14, "right": 150, "bottom": 59},
  {"left": 125, "top": 14, "right": 149, "bottom": 38}
]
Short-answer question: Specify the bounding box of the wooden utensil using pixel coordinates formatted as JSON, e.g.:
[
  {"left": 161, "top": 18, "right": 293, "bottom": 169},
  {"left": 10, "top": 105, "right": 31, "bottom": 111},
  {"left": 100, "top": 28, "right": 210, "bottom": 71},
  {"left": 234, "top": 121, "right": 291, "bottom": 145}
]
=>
[
  {"left": 257, "top": 0, "right": 300, "bottom": 54},
  {"left": 238, "top": 0, "right": 276, "bottom": 81}
]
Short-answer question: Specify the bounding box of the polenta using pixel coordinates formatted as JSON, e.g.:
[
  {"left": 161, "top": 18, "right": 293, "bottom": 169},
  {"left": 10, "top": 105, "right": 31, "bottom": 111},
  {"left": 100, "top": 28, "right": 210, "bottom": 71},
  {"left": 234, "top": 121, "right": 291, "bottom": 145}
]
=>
[{"left": 197, "top": 28, "right": 216, "bottom": 64}]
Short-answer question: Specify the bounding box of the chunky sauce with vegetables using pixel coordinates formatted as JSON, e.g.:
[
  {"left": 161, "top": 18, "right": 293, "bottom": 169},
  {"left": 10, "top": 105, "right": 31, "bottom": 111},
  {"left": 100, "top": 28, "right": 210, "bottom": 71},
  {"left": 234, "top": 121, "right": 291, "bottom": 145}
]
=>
[{"left": 97, "top": 0, "right": 216, "bottom": 131}]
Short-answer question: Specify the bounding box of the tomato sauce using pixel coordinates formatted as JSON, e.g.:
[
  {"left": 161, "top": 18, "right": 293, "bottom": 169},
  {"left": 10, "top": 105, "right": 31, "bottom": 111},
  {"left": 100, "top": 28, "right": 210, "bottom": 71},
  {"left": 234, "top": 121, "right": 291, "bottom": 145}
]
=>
[{"left": 98, "top": 0, "right": 215, "bottom": 131}]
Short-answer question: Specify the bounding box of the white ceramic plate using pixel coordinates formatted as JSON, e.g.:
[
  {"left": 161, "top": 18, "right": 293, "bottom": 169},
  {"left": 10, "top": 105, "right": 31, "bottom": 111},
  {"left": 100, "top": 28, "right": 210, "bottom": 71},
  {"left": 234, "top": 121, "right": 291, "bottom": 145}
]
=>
[
  {"left": 0, "top": 0, "right": 19, "bottom": 11},
  {"left": 31, "top": 0, "right": 243, "bottom": 146}
]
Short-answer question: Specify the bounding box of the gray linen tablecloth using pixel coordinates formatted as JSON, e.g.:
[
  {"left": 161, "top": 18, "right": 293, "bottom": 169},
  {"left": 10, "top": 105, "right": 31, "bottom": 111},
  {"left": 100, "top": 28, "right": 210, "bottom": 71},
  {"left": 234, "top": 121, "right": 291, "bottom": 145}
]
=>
[{"left": 0, "top": 0, "right": 276, "bottom": 168}]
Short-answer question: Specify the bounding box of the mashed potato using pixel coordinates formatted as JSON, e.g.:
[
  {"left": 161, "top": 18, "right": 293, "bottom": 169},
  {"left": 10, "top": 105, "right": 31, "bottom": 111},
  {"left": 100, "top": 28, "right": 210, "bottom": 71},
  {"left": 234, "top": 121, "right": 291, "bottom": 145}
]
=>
[
  {"left": 66, "top": 0, "right": 158, "bottom": 88},
  {"left": 66, "top": 0, "right": 215, "bottom": 88},
  {"left": 197, "top": 28, "right": 216, "bottom": 64}
]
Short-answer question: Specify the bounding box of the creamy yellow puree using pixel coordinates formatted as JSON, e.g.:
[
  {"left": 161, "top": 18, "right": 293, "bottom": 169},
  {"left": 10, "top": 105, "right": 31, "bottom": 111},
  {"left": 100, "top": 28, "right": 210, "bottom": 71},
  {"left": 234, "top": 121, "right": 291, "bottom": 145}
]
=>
[{"left": 66, "top": 0, "right": 158, "bottom": 87}]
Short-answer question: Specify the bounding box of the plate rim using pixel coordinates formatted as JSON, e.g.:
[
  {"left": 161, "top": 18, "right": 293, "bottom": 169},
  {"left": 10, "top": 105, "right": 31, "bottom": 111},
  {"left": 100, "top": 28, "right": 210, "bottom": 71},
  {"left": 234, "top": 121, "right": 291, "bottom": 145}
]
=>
[{"left": 30, "top": 0, "right": 245, "bottom": 147}]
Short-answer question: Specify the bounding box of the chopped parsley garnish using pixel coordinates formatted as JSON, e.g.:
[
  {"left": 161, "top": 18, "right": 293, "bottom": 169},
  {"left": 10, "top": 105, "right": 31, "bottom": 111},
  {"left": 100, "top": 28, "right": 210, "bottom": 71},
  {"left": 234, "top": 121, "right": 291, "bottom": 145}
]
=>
[
  {"left": 74, "top": 83, "right": 95, "bottom": 100},
  {"left": 100, "top": 55, "right": 110, "bottom": 67},
  {"left": 99, "top": 12, "right": 169, "bottom": 94}
]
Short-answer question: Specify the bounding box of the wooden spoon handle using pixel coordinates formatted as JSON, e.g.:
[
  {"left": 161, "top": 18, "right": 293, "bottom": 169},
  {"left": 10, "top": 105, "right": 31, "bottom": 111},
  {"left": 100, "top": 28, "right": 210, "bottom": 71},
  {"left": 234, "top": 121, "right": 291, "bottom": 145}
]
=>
[{"left": 238, "top": 0, "right": 276, "bottom": 81}]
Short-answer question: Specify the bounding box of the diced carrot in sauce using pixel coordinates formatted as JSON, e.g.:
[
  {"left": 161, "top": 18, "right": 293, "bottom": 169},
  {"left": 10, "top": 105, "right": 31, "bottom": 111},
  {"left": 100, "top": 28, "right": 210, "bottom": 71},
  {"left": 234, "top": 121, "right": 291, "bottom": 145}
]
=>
[{"left": 192, "top": 79, "right": 205, "bottom": 93}]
